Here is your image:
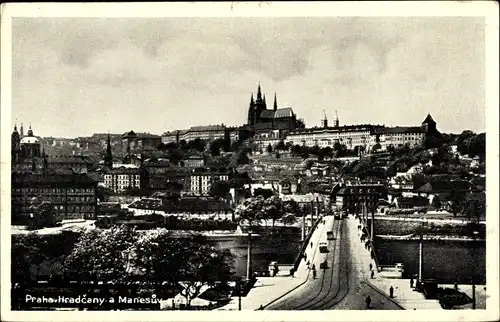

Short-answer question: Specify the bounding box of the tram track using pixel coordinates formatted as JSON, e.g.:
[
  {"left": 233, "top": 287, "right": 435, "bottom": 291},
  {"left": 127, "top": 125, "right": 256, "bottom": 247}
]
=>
[{"left": 292, "top": 218, "right": 344, "bottom": 310}]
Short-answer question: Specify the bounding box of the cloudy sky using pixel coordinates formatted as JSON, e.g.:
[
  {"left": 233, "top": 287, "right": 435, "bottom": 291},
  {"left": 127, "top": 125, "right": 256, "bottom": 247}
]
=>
[{"left": 11, "top": 16, "right": 485, "bottom": 138}]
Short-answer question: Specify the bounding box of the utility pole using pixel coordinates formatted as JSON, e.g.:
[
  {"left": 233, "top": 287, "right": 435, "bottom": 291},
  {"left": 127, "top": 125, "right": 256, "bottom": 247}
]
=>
[
  {"left": 310, "top": 200, "right": 314, "bottom": 228},
  {"left": 237, "top": 280, "right": 242, "bottom": 311},
  {"left": 418, "top": 232, "right": 424, "bottom": 282},
  {"left": 301, "top": 209, "right": 306, "bottom": 241},
  {"left": 472, "top": 283, "right": 476, "bottom": 309},
  {"left": 370, "top": 201, "right": 374, "bottom": 243},
  {"left": 246, "top": 231, "right": 253, "bottom": 281}
]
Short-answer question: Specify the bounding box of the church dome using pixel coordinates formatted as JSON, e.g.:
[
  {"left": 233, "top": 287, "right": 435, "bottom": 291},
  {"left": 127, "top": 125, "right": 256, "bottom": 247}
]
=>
[{"left": 20, "top": 136, "right": 40, "bottom": 144}]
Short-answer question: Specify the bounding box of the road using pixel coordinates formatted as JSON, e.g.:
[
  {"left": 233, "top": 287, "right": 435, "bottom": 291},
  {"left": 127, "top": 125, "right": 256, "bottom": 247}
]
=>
[{"left": 265, "top": 215, "right": 402, "bottom": 310}]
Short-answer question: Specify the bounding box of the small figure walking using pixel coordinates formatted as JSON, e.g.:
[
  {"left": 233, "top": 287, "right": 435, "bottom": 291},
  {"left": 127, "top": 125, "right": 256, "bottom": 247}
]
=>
[
  {"left": 312, "top": 266, "right": 317, "bottom": 279},
  {"left": 310, "top": 242, "right": 313, "bottom": 248},
  {"left": 410, "top": 277, "right": 414, "bottom": 289},
  {"left": 365, "top": 295, "right": 371, "bottom": 309},
  {"left": 369, "top": 263, "right": 373, "bottom": 271},
  {"left": 371, "top": 270, "right": 375, "bottom": 279},
  {"left": 389, "top": 286, "right": 394, "bottom": 298}
]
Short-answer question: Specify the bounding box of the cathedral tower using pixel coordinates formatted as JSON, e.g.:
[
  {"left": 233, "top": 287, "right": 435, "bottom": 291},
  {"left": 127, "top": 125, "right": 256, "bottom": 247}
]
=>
[
  {"left": 104, "top": 133, "right": 113, "bottom": 169},
  {"left": 247, "top": 93, "right": 255, "bottom": 125},
  {"left": 11, "top": 124, "right": 21, "bottom": 163}
]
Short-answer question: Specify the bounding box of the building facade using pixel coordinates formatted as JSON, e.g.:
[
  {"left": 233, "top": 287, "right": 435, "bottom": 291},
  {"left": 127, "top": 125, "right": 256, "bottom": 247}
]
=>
[
  {"left": 47, "top": 155, "right": 94, "bottom": 174},
  {"left": 285, "top": 114, "right": 438, "bottom": 153},
  {"left": 11, "top": 172, "right": 98, "bottom": 222},
  {"left": 103, "top": 167, "right": 143, "bottom": 193},
  {"left": 190, "top": 169, "right": 230, "bottom": 195},
  {"left": 122, "top": 130, "right": 162, "bottom": 153},
  {"left": 286, "top": 124, "right": 383, "bottom": 152}
]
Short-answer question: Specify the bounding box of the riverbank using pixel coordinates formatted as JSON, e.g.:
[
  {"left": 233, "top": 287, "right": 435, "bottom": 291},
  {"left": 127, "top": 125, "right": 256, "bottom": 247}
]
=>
[{"left": 376, "top": 234, "right": 485, "bottom": 242}]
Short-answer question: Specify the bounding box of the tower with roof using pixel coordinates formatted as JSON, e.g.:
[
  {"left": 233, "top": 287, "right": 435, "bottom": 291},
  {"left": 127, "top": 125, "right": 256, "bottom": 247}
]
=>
[
  {"left": 104, "top": 133, "right": 113, "bottom": 169},
  {"left": 422, "top": 113, "right": 437, "bottom": 135}
]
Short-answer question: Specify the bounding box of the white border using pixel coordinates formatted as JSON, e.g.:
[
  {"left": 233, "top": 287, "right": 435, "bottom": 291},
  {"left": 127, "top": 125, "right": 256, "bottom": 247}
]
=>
[{"left": 1, "top": 2, "right": 499, "bottom": 321}]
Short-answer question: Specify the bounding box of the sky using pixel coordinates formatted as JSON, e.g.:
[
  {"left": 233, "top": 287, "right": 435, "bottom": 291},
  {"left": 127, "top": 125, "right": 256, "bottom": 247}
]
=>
[{"left": 11, "top": 16, "right": 485, "bottom": 138}]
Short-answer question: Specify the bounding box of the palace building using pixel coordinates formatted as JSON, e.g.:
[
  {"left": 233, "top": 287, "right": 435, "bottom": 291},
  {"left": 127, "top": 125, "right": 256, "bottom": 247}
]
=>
[{"left": 285, "top": 113, "right": 438, "bottom": 154}]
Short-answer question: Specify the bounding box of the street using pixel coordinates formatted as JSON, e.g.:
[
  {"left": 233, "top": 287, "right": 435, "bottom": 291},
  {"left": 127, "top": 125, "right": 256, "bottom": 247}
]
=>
[{"left": 265, "top": 215, "right": 402, "bottom": 310}]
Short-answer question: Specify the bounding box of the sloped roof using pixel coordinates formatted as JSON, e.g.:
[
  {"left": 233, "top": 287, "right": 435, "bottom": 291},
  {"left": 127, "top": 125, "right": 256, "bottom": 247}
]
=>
[
  {"left": 123, "top": 130, "right": 137, "bottom": 137},
  {"left": 260, "top": 108, "right": 294, "bottom": 119},
  {"left": 422, "top": 114, "right": 436, "bottom": 124},
  {"left": 416, "top": 180, "right": 470, "bottom": 193},
  {"left": 189, "top": 125, "right": 226, "bottom": 132},
  {"left": 11, "top": 173, "right": 97, "bottom": 185},
  {"left": 378, "top": 126, "right": 426, "bottom": 134}
]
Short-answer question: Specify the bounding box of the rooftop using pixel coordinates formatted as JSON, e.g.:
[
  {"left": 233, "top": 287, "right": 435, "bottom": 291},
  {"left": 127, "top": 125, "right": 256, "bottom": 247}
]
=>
[{"left": 11, "top": 172, "right": 97, "bottom": 185}]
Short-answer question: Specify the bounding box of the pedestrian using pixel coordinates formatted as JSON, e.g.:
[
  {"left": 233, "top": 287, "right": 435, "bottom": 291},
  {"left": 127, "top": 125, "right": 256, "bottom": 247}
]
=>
[
  {"left": 454, "top": 282, "right": 458, "bottom": 291},
  {"left": 310, "top": 242, "right": 313, "bottom": 248},
  {"left": 389, "top": 286, "right": 394, "bottom": 298},
  {"left": 304, "top": 253, "right": 307, "bottom": 261},
  {"left": 307, "top": 260, "right": 310, "bottom": 268},
  {"left": 371, "top": 270, "right": 374, "bottom": 279},
  {"left": 312, "top": 266, "right": 317, "bottom": 279},
  {"left": 410, "top": 277, "right": 414, "bottom": 289},
  {"left": 365, "top": 295, "right": 371, "bottom": 309},
  {"left": 369, "top": 263, "right": 373, "bottom": 271}
]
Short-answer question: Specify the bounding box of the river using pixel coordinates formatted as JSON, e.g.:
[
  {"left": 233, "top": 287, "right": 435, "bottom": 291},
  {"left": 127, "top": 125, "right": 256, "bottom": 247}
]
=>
[
  {"left": 374, "top": 238, "right": 486, "bottom": 284},
  {"left": 208, "top": 233, "right": 302, "bottom": 277}
]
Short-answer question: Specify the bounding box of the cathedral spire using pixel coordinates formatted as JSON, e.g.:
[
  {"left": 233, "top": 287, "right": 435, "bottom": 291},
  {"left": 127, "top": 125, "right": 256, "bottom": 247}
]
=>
[
  {"left": 20, "top": 123, "right": 24, "bottom": 137},
  {"left": 257, "top": 83, "right": 262, "bottom": 102},
  {"left": 104, "top": 132, "right": 113, "bottom": 169},
  {"left": 273, "top": 93, "right": 277, "bottom": 111},
  {"left": 250, "top": 92, "right": 254, "bottom": 105},
  {"left": 263, "top": 94, "right": 266, "bottom": 108}
]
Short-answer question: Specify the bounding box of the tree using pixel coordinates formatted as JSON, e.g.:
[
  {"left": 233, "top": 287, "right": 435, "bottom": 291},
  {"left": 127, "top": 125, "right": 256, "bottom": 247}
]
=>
[
  {"left": 209, "top": 139, "right": 225, "bottom": 157},
  {"left": 284, "top": 199, "right": 301, "bottom": 216},
  {"left": 462, "top": 192, "right": 486, "bottom": 222},
  {"left": 321, "top": 146, "right": 334, "bottom": 159},
  {"left": 176, "top": 236, "right": 234, "bottom": 308},
  {"left": 168, "top": 148, "right": 185, "bottom": 165},
  {"left": 28, "top": 198, "right": 57, "bottom": 228},
  {"left": 209, "top": 180, "right": 231, "bottom": 199},
  {"left": 64, "top": 225, "right": 138, "bottom": 283},
  {"left": 253, "top": 188, "right": 275, "bottom": 199},
  {"left": 95, "top": 187, "right": 114, "bottom": 203},
  {"left": 469, "top": 133, "right": 485, "bottom": 161},
  {"left": 11, "top": 233, "right": 48, "bottom": 284},
  {"left": 275, "top": 140, "right": 286, "bottom": 151},
  {"left": 431, "top": 195, "right": 442, "bottom": 210},
  {"left": 234, "top": 196, "right": 266, "bottom": 280},
  {"left": 262, "top": 195, "right": 285, "bottom": 231},
  {"left": 291, "top": 144, "right": 301, "bottom": 156},
  {"left": 449, "top": 188, "right": 466, "bottom": 217}
]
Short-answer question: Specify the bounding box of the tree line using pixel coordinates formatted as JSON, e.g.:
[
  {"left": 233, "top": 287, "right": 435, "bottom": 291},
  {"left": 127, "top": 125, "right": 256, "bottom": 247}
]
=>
[{"left": 12, "top": 227, "right": 234, "bottom": 309}]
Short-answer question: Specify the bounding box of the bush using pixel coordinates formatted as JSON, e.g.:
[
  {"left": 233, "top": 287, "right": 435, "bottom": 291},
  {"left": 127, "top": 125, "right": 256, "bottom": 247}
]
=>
[{"left": 439, "top": 293, "right": 471, "bottom": 309}]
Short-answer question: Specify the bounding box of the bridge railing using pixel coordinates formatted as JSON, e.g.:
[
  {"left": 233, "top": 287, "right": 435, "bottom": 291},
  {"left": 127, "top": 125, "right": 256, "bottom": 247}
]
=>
[{"left": 292, "top": 215, "right": 322, "bottom": 273}]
